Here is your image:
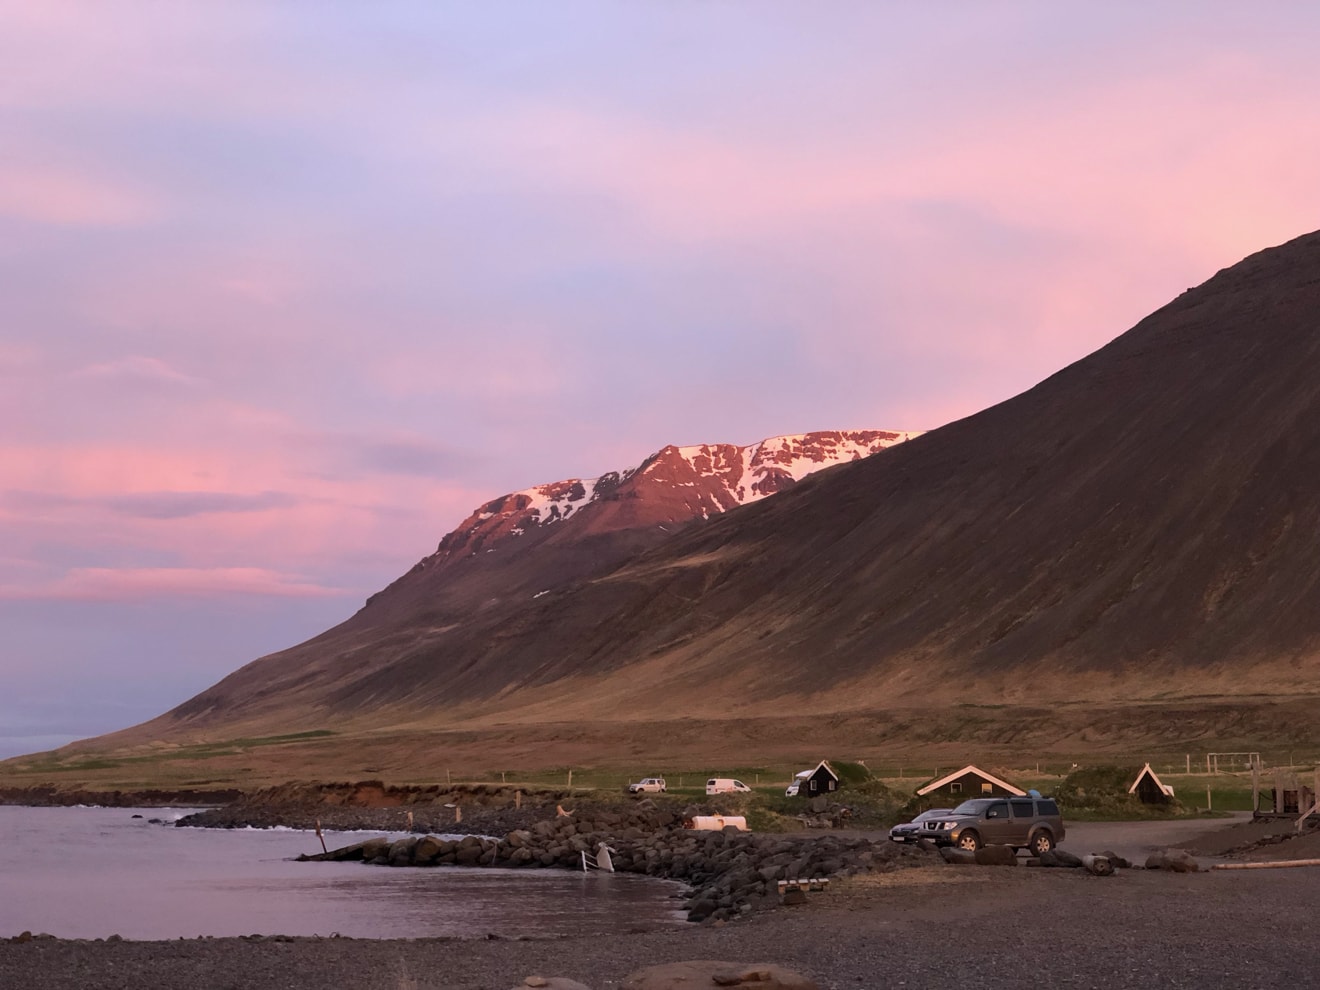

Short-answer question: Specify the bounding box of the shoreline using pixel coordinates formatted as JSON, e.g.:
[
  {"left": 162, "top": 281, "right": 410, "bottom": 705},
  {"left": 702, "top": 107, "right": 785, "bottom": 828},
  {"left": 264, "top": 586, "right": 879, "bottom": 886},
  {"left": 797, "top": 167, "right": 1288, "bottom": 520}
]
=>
[{"left": 8, "top": 863, "right": 1320, "bottom": 989}]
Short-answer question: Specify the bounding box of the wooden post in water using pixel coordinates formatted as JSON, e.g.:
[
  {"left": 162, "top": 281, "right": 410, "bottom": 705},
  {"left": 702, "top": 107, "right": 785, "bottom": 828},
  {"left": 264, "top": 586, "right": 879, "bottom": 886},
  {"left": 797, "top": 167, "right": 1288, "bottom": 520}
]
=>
[
  {"left": 407, "top": 810, "right": 414, "bottom": 832},
  {"left": 315, "top": 819, "right": 327, "bottom": 854}
]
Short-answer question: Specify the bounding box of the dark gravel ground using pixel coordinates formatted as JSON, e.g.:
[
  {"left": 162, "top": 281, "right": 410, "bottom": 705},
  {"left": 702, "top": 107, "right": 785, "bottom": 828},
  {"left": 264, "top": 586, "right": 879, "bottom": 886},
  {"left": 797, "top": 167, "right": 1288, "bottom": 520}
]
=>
[{"left": 4, "top": 863, "right": 1318, "bottom": 990}]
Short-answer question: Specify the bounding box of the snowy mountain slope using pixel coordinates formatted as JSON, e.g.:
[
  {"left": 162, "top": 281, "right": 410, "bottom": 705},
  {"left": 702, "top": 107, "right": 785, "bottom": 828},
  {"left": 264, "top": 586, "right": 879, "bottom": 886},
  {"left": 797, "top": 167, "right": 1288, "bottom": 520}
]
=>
[{"left": 430, "top": 430, "right": 919, "bottom": 566}]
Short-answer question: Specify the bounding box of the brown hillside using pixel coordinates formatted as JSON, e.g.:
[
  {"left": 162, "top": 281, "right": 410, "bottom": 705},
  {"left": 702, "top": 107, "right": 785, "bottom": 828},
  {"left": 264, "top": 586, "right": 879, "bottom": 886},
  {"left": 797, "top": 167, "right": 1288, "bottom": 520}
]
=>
[{"left": 65, "top": 231, "right": 1320, "bottom": 761}]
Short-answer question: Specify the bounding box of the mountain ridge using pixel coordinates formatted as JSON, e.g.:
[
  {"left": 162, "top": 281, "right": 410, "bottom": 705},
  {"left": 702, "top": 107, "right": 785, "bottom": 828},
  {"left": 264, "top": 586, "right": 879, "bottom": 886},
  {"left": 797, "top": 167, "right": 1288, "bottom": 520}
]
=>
[
  {"left": 44, "top": 229, "right": 1320, "bottom": 768},
  {"left": 143, "top": 428, "right": 921, "bottom": 734}
]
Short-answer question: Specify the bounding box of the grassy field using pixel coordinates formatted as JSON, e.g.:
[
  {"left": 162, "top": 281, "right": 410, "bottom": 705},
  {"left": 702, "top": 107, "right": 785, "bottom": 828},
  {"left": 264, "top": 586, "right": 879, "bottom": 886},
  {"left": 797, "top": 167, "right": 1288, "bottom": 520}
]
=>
[{"left": 2, "top": 726, "right": 1308, "bottom": 829}]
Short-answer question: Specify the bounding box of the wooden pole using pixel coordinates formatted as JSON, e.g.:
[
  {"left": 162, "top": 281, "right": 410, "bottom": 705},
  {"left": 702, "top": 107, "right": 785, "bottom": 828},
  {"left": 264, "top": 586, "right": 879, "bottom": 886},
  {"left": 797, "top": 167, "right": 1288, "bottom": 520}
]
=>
[
  {"left": 567, "top": 768, "right": 573, "bottom": 788},
  {"left": 315, "top": 819, "right": 327, "bottom": 854},
  {"left": 1206, "top": 786, "right": 1212, "bottom": 811},
  {"left": 1186, "top": 754, "right": 1190, "bottom": 774},
  {"left": 1081, "top": 854, "right": 1114, "bottom": 876},
  {"left": 515, "top": 789, "right": 522, "bottom": 809},
  {"left": 1212, "top": 859, "right": 1320, "bottom": 870}
]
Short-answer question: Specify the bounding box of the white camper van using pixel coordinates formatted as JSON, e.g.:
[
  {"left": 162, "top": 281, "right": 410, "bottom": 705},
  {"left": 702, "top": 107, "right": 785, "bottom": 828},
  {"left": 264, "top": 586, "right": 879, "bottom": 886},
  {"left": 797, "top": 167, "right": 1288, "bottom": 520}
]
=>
[{"left": 705, "top": 778, "right": 753, "bottom": 795}]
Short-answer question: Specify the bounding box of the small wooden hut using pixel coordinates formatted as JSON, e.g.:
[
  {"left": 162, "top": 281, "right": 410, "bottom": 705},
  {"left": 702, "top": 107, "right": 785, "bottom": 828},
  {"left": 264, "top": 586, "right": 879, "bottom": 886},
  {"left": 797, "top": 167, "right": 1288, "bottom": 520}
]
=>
[
  {"left": 788, "top": 760, "right": 840, "bottom": 798},
  {"left": 1128, "top": 763, "right": 1175, "bottom": 804},
  {"left": 915, "top": 765, "right": 1026, "bottom": 802}
]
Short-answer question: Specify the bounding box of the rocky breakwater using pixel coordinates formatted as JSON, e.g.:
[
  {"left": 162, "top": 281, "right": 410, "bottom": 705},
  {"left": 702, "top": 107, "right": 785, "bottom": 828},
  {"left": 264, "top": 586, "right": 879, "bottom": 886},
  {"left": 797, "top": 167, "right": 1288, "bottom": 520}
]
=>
[
  {"left": 299, "top": 803, "right": 934, "bottom": 923},
  {"left": 177, "top": 780, "right": 558, "bottom": 835}
]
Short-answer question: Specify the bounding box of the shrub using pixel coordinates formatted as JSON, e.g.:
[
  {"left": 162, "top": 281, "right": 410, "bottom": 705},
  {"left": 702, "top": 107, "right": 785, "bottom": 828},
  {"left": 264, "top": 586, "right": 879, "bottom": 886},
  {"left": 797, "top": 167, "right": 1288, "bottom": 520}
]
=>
[{"left": 1056, "top": 765, "right": 1185, "bottom": 819}]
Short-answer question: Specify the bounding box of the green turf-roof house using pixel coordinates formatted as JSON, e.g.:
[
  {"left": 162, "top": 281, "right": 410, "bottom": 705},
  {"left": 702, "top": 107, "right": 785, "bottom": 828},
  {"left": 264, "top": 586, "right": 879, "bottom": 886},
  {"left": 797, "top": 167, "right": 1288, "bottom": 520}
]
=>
[
  {"left": 786, "top": 760, "right": 840, "bottom": 798},
  {"left": 1129, "top": 763, "right": 1175, "bottom": 804}
]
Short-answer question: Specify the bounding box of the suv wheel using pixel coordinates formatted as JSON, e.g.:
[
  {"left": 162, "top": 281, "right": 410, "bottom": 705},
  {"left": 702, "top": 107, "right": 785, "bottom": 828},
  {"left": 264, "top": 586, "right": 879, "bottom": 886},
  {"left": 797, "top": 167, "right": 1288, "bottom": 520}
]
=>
[
  {"left": 1030, "top": 830, "right": 1054, "bottom": 855},
  {"left": 957, "top": 830, "right": 982, "bottom": 851}
]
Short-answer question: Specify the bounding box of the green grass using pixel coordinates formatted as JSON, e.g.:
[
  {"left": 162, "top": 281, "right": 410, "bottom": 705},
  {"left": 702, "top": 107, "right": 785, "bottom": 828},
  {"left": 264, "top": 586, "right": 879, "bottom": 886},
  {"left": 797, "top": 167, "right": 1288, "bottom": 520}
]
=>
[{"left": 4, "top": 730, "right": 339, "bottom": 777}]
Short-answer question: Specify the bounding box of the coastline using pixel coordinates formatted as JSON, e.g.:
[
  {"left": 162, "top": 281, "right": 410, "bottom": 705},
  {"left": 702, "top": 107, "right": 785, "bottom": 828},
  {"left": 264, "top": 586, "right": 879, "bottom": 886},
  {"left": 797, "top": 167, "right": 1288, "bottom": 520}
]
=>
[{"left": 7, "top": 863, "right": 1320, "bottom": 990}]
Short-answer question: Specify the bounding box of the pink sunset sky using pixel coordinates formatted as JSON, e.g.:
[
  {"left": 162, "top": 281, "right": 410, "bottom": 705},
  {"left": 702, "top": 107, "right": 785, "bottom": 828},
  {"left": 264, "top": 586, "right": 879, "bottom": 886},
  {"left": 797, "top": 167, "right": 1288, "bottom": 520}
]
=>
[{"left": 3, "top": 4, "right": 1320, "bottom": 756}]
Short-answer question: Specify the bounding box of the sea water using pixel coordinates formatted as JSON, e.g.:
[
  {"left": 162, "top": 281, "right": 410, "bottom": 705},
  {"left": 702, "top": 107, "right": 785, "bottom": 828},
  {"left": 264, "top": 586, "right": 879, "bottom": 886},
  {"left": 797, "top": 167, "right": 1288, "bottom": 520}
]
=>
[{"left": 0, "top": 805, "right": 687, "bottom": 939}]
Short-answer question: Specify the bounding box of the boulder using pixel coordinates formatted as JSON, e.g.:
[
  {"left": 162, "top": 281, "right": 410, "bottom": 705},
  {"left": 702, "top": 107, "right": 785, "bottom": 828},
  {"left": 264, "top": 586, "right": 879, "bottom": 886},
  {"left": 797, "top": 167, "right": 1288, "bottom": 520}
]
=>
[
  {"left": 1050, "top": 848, "right": 1084, "bottom": 868},
  {"left": 974, "top": 844, "right": 1017, "bottom": 866},
  {"left": 939, "top": 847, "right": 977, "bottom": 865},
  {"left": 1145, "top": 849, "right": 1198, "bottom": 872},
  {"left": 387, "top": 837, "right": 419, "bottom": 866},
  {"left": 1165, "top": 849, "right": 1200, "bottom": 873},
  {"left": 1100, "top": 849, "right": 1132, "bottom": 869},
  {"left": 511, "top": 978, "right": 593, "bottom": 990},
  {"left": 623, "top": 960, "right": 819, "bottom": 989},
  {"left": 412, "top": 836, "right": 444, "bottom": 865}
]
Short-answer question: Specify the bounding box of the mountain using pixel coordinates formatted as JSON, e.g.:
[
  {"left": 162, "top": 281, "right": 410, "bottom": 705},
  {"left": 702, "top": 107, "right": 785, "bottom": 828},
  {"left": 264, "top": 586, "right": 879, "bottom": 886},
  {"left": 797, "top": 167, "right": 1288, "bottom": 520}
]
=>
[
  {"left": 140, "top": 429, "right": 918, "bottom": 732},
  {"left": 52, "top": 230, "right": 1320, "bottom": 770},
  {"left": 422, "top": 430, "right": 921, "bottom": 573}
]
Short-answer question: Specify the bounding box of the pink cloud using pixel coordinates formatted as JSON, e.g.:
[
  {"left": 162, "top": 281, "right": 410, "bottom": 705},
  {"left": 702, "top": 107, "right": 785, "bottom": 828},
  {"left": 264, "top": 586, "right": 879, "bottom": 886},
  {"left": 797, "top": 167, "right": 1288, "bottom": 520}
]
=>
[
  {"left": 0, "top": 165, "right": 156, "bottom": 227},
  {"left": 0, "top": 567, "right": 345, "bottom": 602},
  {"left": 70, "top": 356, "right": 200, "bottom": 386},
  {"left": 0, "top": 430, "right": 503, "bottom": 604}
]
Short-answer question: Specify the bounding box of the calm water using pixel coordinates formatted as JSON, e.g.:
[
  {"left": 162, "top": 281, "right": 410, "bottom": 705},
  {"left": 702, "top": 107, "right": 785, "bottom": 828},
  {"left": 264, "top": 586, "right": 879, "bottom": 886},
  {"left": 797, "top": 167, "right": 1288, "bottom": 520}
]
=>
[{"left": 0, "top": 806, "right": 686, "bottom": 939}]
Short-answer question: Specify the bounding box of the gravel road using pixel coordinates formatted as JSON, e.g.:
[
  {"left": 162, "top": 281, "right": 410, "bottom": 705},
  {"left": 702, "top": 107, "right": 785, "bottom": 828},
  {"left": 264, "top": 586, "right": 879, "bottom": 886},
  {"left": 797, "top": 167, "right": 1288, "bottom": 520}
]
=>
[{"left": 1062, "top": 811, "right": 1253, "bottom": 863}]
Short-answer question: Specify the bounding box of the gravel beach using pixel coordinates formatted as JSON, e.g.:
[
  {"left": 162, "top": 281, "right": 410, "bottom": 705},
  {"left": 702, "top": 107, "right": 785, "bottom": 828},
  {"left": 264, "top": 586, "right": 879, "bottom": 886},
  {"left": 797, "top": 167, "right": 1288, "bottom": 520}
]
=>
[{"left": 6, "top": 815, "right": 1318, "bottom": 990}]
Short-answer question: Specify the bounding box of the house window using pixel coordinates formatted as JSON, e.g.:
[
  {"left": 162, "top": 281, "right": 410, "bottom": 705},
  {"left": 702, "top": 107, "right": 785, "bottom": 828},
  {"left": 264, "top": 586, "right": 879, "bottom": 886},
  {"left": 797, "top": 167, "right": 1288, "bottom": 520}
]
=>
[
  {"left": 981, "top": 782, "right": 993, "bottom": 794},
  {"left": 828, "top": 780, "right": 836, "bottom": 791},
  {"left": 809, "top": 779, "right": 817, "bottom": 793},
  {"left": 950, "top": 782, "right": 962, "bottom": 793}
]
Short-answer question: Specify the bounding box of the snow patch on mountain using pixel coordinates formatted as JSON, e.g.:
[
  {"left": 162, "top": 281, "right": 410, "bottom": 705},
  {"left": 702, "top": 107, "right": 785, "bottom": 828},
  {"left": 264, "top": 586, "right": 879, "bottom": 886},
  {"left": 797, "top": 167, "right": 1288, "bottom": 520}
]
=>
[{"left": 429, "top": 429, "right": 920, "bottom": 563}]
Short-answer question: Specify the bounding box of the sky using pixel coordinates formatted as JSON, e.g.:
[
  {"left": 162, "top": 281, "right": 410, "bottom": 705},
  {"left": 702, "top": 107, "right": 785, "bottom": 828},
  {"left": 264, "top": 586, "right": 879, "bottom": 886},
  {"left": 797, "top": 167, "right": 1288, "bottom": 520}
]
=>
[{"left": 3, "top": 3, "right": 1320, "bottom": 759}]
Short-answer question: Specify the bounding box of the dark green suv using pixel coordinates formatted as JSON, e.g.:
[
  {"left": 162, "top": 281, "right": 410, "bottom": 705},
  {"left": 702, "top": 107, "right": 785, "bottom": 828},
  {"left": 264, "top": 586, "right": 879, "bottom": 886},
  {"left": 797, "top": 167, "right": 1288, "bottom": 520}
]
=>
[{"left": 920, "top": 796, "right": 1065, "bottom": 855}]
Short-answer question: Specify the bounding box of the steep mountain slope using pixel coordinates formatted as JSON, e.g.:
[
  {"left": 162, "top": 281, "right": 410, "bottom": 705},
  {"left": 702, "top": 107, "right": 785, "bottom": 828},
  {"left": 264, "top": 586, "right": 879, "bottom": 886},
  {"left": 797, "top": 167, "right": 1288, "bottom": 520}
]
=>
[
  {"left": 146, "top": 430, "right": 916, "bottom": 729},
  {"left": 92, "top": 230, "right": 1320, "bottom": 752}
]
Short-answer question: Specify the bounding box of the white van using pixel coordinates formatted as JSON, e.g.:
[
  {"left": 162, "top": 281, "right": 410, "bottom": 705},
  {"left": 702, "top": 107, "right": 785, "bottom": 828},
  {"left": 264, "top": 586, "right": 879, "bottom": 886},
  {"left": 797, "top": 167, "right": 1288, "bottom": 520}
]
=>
[
  {"left": 784, "top": 770, "right": 812, "bottom": 797},
  {"left": 705, "top": 778, "right": 752, "bottom": 795}
]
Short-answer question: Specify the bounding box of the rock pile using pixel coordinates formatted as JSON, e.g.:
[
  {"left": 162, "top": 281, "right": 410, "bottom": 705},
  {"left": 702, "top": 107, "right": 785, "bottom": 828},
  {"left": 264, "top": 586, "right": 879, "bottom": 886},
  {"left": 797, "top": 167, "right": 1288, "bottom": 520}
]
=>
[
  {"left": 509, "top": 961, "right": 819, "bottom": 990},
  {"left": 300, "top": 803, "right": 932, "bottom": 922},
  {"left": 178, "top": 780, "right": 561, "bottom": 834}
]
